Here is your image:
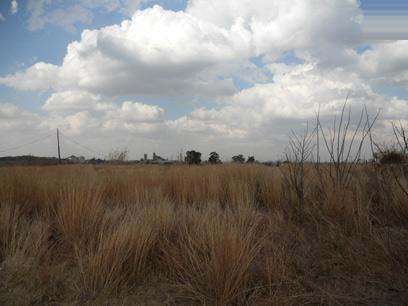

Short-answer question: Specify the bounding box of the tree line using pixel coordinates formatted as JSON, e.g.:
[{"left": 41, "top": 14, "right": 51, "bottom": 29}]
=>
[{"left": 185, "top": 150, "right": 255, "bottom": 165}]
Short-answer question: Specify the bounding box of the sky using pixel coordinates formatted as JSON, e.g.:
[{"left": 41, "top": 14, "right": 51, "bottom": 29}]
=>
[{"left": 0, "top": 0, "right": 407, "bottom": 161}]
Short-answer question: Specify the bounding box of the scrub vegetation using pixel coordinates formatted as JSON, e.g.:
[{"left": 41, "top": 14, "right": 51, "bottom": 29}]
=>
[{"left": 0, "top": 161, "right": 407, "bottom": 305}]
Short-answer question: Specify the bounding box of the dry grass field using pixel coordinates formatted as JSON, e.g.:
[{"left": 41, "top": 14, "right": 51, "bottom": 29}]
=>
[{"left": 0, "top": 163, "right": 407, "bottom": 305}]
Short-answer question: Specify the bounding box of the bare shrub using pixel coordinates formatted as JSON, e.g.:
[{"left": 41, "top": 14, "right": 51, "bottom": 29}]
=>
[
  {"left": 372, "top": 121, "right": 408, "bottom": 200},
  {"left": 108, "top": 148, "right": 128, "bottom": 162},
  {"left": 284, "top": 124, "right": 315, "bottom": 220},
  {"left": 316, "top": 102, "right": 379, "bottom": 188}
]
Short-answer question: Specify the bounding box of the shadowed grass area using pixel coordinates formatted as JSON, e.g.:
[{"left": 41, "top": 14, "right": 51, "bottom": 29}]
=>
[{"left": 0, "top": 163, "right": 407, "bottom": 304}]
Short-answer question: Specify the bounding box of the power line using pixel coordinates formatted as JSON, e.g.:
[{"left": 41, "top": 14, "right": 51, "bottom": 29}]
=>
[
  {"left": 59, "top": 131, "right": 105, "bottom": 158},
  {"left": 0, "top": 133, "right": 54, "bottom": 154}
]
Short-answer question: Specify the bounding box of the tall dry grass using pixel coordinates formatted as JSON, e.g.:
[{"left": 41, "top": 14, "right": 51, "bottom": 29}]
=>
[
  {"left": 166, "top": 205, "right": 264, "bottom": 305},
  {"left": 0, "top": 163, "right": 407, "bottom": 305}
]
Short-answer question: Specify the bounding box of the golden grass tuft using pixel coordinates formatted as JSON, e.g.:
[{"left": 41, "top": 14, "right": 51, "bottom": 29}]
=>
[{"left": 166, "top": 206, "right": 264, "bottom": 304}]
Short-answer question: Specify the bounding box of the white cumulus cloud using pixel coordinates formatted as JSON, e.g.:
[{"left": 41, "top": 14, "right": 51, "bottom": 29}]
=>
[
  {"left": 0, "top": 103, "right": 41, "bottom": 131},
  {"left": 187, "top": 0, "right": 363, "bottom": 60},
  {"left": 43, "top": 91, "right": 114, "bottom": 113},
  {"left": 167, "top": 62, "right": 408, "bottom": 157},
  {"left": 1, "top": 1, "right": 367, "bottom": 99},
  {"left": 0, "top": 62, "right": 59, "bottom": 91},
  {"left": 10, "top": 0, "right": 18, "bottom": 14}
]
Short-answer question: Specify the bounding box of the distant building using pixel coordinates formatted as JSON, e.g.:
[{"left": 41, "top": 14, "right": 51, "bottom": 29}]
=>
[
  {"left": 152, "top": 152, "right": 166, "bottom": 163},
  {"left": 67, "top": 155, "right": 85, "bottom": 163}
]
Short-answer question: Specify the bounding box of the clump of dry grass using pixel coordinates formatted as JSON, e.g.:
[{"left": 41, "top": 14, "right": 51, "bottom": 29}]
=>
[
  {"left": 0, "top": 202, "right": 49, "bottom": 265},
  {"left": 52, "top": 177, "right": 105, "bottom": 249},
  {"left": 165, "top": 206, "right": 264, "bottom": 305},
  {"left": 0, "top": 201, "right": 52, "bottom": 304},
  {"left": 0, "top": 163, "right": 407, "bottom": 305},
  {"left": 76, "top": 213, "right": 154, "bottom": 296}
]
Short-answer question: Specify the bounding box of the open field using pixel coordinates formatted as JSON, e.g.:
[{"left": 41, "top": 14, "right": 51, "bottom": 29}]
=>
[{"left": 0, "top": 163, "right": 407, "bottom": 305}]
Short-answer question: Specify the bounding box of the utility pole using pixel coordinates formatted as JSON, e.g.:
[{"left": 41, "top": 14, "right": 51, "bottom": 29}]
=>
[{"left": 57, "top": 128, "right": 61, "bottom": 164}]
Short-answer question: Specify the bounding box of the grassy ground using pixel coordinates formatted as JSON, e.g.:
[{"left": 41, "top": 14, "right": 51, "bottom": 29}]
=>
[{"left": 0, "top": 163, "right": 407, "bottom": 305}]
